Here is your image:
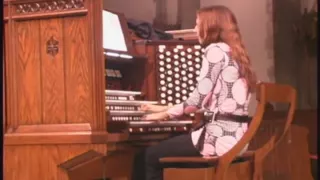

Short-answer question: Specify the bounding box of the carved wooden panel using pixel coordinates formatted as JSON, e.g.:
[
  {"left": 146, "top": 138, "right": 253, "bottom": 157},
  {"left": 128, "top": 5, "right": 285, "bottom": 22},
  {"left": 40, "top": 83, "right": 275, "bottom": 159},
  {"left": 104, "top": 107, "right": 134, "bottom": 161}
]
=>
[
  {"left": 3, "top": 0, "right": 105, "bottom": 130},
  {"left": 63, "top": 16, "right": 93, "bottom": 124},
  {"left": 40, "top": 18, "right": 66, "bottom": 124},
  {"left": 4, "top": 3, "right": 9, "bottom": 20},
  {"left": 15, "top": 0, "right": 85, "bottom": 14},
  {"left": 9, "top": 0, "right": 88, "bottom": 22},
  {"left": 4, "top": 0, "right": 8, "bottom": 133},
  {"left": 4, "top": 144, "right": 107, "bottom": 180},
  {"left": 3, "top": 1, "right": 19, "bottom": 129},
  {"left": 4, "top": 22, "right": 8, "bottom": 132},
  {"left": 15, "top": 20, "right": 43, "bottom": 125},
  {"left": 46, "top": 36, "right": 59, "bottom": 57},
  {"left": 7, "top": 15, "right": 93, "bottom": 126}
]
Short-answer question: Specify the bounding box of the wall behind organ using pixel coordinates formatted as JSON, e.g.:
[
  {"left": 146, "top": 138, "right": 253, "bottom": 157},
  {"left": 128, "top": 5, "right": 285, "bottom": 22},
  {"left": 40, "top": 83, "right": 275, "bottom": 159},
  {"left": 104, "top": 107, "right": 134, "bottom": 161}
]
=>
[
  {"left": 103, "top": 0, "right": 157, "bottom": 23},
  {"left": 201, "top": 0, "right": 275, "bottom": 83},
  {"left": 103, "top": 0, "right": 198, "bottom": 29}
]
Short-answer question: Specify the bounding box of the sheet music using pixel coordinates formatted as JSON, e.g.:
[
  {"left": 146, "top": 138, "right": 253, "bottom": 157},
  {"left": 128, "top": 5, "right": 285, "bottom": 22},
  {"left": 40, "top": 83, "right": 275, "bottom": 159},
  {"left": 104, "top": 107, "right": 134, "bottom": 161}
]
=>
[{"left": 102, "top": 10, "right": 128, "bottom": 52}]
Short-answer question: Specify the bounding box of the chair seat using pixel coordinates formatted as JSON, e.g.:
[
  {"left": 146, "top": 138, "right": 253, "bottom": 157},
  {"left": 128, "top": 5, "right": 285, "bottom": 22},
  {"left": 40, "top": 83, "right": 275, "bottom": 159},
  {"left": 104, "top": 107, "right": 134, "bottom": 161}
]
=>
[{"left": 160, "top": 150, "right": 255, "bottom": 165}]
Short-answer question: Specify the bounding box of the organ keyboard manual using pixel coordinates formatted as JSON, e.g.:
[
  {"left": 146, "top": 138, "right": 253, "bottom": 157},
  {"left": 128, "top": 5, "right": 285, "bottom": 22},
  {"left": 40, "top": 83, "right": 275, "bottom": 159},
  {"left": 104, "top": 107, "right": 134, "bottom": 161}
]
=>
[{"left": 105, "top": 90, "right": 193, "bottom": 134}]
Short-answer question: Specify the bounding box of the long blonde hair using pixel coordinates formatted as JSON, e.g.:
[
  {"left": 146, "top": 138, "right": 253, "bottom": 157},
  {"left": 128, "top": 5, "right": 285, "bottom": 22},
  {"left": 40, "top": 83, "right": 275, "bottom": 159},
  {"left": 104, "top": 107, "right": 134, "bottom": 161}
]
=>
[{"left": 197, "top": 5, "right": 257, "bottom": 92}]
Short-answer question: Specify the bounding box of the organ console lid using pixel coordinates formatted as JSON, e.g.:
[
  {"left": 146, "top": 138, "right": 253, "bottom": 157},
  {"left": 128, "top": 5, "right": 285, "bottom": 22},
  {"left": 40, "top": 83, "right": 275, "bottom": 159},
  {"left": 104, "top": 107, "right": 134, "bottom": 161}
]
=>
[{"left": 102, "top": 9, "right": 142, "bottom": 60}]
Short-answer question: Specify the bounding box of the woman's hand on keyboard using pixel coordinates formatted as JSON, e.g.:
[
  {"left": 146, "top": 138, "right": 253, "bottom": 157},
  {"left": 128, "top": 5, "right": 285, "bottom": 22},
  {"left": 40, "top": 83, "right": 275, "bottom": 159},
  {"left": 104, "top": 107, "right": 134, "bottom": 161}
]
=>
[
  {"left": 141, "top": 112, "right": 169, "bottom": 121},
  {"left": 140, "top": 104, "right": 169, "bottom": 112}
]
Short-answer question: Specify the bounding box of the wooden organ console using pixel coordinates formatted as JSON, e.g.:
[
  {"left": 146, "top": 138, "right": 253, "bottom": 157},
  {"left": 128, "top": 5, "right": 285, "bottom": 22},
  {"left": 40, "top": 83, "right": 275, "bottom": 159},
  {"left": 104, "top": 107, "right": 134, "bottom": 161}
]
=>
[
  {"left": 101, "top": 14, "right": 201, "bottom": 137},
  {"left": 105, "top": 41, "right": 208, "bottom": 136},
  {"left": 3, "top": 0, "right": 203, "bottom": 179}
]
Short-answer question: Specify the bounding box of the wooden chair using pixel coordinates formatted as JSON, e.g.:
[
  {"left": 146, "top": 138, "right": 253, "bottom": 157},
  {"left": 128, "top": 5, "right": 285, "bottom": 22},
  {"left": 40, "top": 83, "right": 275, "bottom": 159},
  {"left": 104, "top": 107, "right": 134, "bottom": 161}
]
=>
[{"left": 159, "top": 82, "right": 297, "bottom": 180}]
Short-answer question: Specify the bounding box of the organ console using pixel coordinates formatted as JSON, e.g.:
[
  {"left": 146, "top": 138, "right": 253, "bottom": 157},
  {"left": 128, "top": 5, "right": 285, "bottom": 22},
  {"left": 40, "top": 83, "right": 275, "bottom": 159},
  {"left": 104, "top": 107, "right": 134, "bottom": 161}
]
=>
[
  {"left": 3, "top": 1, "right": 203, "bottom": 179},
  {"left": 101, "top": 9, "right": 201, "bottom": 137}
]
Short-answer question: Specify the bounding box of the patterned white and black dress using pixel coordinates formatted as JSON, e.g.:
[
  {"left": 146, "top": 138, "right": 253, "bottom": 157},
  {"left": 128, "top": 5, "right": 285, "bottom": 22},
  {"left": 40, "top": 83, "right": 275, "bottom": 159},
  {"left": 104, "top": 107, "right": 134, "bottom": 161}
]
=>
[{"left": 167, "top": 42, "right": 251, "bottom": 156}]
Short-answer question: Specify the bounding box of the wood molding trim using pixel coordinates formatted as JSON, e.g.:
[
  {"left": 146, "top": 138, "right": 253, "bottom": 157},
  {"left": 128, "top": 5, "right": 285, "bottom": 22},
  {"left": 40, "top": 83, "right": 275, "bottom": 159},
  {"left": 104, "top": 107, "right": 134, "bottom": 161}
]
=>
[
  {"left": 165, "top": 29, "right": 197, "bottom": 40},
  {"left": 11, "top": 9, "right": 88, "bottom": 21},
  {"left": 4, "top": 131, "right": 128, "bottom": 145},
  {"left": 6, "top": 123, "right": 92, "bottom": 133}
]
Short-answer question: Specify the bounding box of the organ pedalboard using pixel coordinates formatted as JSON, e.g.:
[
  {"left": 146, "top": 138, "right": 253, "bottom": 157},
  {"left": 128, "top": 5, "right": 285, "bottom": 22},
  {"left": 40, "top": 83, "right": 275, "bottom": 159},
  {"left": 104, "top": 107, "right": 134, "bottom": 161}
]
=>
[{"left": 105, "top": 89, "right": 193, "bottom": 134}]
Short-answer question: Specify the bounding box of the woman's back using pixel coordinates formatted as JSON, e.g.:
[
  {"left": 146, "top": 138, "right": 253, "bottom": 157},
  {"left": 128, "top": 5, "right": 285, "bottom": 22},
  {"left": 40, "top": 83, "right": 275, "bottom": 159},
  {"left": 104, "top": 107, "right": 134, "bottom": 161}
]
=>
[
  {"left": 191, "top": 42, "right": 251, "bottom": 157},
  {"left": 201, "top": 42, "right": 250, "bottom": 116}
]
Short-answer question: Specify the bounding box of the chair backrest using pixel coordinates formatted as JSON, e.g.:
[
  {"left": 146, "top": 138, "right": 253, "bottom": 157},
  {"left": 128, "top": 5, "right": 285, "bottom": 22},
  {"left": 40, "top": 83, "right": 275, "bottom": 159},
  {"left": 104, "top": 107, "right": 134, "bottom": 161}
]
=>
[
  {"left": 217, "top": 82, "right": 297, "bottom": 165},
  {"left": 252, "top": 82, "right": 297, "bottom": 162}
]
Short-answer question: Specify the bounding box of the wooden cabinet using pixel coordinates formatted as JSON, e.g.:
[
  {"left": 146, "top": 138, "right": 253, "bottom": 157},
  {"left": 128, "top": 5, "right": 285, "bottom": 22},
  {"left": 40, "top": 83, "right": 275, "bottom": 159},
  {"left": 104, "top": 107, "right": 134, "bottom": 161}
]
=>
[{"left": 3, "top": 1, "right": 123, "bottom": 179}]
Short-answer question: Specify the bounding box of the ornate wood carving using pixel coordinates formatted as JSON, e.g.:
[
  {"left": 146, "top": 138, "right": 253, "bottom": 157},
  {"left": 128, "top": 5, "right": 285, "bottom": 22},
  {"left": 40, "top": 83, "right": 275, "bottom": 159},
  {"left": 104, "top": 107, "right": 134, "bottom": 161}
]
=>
[
  {"left": 46, "top": 36, "right": 59, "bottom": 57},
  {"left": 15, "top": 0, "right": 85, "bottom": 14}
]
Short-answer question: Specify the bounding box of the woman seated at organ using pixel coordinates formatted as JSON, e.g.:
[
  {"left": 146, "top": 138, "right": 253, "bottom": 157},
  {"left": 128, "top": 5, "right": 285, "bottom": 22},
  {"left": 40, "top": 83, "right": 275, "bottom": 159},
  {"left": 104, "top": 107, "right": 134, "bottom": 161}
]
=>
[{"left": 135, "top": 5, "right": 257, "bottom": 180}]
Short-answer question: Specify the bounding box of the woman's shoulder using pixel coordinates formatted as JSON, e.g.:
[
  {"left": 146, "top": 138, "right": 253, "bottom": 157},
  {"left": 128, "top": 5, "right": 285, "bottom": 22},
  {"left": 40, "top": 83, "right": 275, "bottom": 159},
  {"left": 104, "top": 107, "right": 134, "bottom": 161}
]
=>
[
  {"left": 204, "top": 42, "right": 230, "bottom": 53},
  {"left": 203, "top": 42, "right": 230, "bottom": 65}
]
